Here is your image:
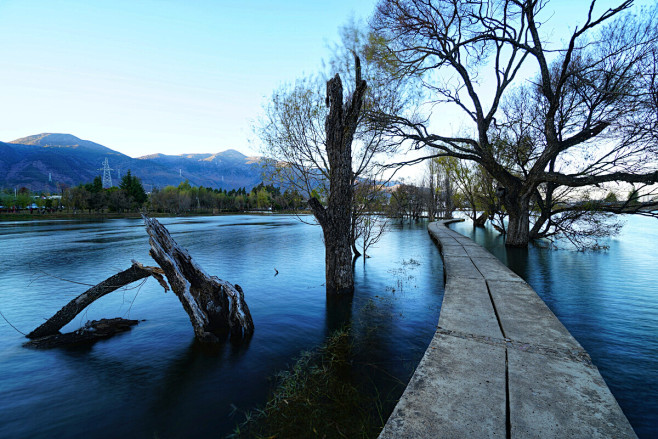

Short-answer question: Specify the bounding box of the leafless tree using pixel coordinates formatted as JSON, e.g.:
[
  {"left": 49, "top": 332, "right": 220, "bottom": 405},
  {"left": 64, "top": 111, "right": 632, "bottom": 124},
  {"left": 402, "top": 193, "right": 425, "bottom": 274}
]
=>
[
  {"left": 352, "top": 178, "right": 389, "bottom": 259},
  {"left": 371, "top": 0, "right": 658, "bottom": 247}
]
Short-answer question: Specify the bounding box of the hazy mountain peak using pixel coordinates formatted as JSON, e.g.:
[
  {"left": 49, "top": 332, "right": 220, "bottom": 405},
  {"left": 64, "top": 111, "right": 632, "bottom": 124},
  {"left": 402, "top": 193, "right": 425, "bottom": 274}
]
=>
[
  {"left": 219, "top": 149, "right": 247, "bottom": 159},
  {"left": 9, "top": 133, "right": 123, "bottom": 157},
  {"left": 138, "top": 149, "right": 249, "bottom": 164},
  {"left": 12, "top": 133, "right": 84, "bottom": 146}
]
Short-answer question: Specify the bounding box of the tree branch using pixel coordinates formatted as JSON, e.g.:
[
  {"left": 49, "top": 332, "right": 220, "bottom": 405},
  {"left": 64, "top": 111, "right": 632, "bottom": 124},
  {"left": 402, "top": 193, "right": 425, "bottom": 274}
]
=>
[
  {"left": 27, "top": 261, "right": 167, "bottom": 339},
  {"left": 544, "top": 170, "right": 658, "bottom": 187}
]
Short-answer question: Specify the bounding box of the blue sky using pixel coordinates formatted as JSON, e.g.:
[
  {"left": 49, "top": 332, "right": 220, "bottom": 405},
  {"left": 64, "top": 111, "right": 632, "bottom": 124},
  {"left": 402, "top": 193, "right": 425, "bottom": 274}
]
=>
[
  {"left": 0, "top": 0, "right": 378, "bottom": 157},
  {"left": 0, "top": 0, "right": 651, "bottom": 162}
]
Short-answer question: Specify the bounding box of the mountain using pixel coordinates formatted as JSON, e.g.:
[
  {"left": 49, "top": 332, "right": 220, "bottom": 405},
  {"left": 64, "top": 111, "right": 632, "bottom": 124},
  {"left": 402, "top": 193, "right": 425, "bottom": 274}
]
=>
[
  {"left": 1, "top": 133, "right": 264, "bottom": 192},
  {"left": 137, "top": 150, "right": 264, "bottom": 190},
  {"left": 10, "top": 133, "right": 120, "bottom": 154}
]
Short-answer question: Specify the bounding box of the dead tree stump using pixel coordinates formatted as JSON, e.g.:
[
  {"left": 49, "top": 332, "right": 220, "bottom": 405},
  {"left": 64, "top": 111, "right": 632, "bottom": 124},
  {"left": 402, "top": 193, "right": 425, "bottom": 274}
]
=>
[
  {"left": 24, "top": 217, "right": 253, "bottom": 346},
  {"left": 143, "top": 215, "right": 254, "bottom": 342},
  {"left": 308, "top": 53, "right": 367, "bottom": 296}
]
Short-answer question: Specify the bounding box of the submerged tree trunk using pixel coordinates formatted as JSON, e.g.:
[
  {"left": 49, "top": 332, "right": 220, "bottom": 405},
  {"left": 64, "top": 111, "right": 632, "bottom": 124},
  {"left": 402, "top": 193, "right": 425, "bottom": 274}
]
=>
[
  {"left": 27, "top": 261, "right": 165, "bottom": 339},
  {"left": 504, "top": 196, "right": 531, "bottom": 247},
  {"left": 144, "top": 215, "right": 254, "bottom": 341},
  {"left": 474, "top": 211, "right": 488, "bottom": 227},
  {"left": 351, "top": 211, "right": 362, "bottom": 260},
  {"left": 26, "top": 217, "right": 253, "bottom": 346},
  {"left": 25, "top": 318, "right": 140, "bottom": 349},
  {"left": 308, "top": 54, "right": 367, "bottom": 296}
]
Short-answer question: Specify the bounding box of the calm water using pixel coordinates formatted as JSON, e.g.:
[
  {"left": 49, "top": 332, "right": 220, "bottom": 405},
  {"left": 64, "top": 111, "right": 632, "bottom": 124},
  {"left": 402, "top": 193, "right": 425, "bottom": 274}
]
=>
[
  {"left": 0, "top": 215, "right": 444, "bottom": 438},
  {"left": 450, "top": 216, "right": 658, "bottom": 439}
]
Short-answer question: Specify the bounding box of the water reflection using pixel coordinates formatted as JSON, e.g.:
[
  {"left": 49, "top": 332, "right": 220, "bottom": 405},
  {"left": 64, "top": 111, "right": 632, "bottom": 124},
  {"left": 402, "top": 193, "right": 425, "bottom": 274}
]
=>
[{"left": 325, "top": 294, "right": 355, "bottom": 335}]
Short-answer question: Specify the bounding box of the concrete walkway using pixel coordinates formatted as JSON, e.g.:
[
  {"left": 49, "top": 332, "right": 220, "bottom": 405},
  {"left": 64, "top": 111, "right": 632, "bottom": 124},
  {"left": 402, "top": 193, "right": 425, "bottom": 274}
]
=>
[{"left": 379, "top": 221, "right": 637, "bottom": 438}]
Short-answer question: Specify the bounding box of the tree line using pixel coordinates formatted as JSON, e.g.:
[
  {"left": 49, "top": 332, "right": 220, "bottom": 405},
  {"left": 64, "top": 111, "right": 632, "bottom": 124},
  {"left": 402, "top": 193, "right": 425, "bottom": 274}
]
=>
[
  {"left": 149, "top": 181, "right": 306, "bottom": 214},
  {"left": 0, "top": 176, "right": 308, "bottom": 214}
]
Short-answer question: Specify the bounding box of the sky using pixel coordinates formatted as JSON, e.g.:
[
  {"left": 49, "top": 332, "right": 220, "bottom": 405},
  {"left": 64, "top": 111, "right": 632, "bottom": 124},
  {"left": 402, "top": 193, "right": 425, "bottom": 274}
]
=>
[
  {"left": 0, "top": 0, "right": 653, "bottom": 167},
  {"left": 0, "top": 0, "right": 378, "bottom": 157}
]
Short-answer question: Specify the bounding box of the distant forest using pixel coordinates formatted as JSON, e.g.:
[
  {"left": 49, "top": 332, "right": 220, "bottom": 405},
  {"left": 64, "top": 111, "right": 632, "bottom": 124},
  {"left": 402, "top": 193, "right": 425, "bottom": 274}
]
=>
[
  {"left": 0, "top": 174, "right": 305, "bottom": 214},
  {"left": 0, "top": 168, "right": 458, "bottom": 221}
]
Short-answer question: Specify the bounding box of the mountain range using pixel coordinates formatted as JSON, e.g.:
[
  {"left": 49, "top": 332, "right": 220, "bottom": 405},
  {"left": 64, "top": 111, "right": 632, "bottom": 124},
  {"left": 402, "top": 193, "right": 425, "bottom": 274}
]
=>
[{"left": 0, "top": 133, "right": 266, "bottom": 192}]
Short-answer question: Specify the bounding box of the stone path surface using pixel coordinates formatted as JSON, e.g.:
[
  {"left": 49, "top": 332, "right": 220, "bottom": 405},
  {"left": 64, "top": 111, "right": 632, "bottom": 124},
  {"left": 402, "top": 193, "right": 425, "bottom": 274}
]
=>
[{"left": 378, "top": 221, "right": 637, "bottom": 438}]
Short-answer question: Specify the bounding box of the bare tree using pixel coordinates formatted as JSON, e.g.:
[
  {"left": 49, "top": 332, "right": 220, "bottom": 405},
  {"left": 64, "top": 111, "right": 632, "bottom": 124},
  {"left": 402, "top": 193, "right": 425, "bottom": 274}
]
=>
[
  {"left": 356, "top": 213, "right": 388, "bottom": 260},
  {"left": 352, "top": 178, "right": 389, "bottom": 259},
  {"left": 259, "top": 55, "right": 369, "bottom": 295},
  {"left": 371, "top": 0, "right": 658, "bottom": 247}
]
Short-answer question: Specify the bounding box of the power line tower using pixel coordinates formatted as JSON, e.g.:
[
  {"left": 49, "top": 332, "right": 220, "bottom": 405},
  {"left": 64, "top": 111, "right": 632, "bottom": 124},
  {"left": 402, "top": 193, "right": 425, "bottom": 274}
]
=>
[{"left": 98, "top": 158, "right": 114, "bottom": 189}]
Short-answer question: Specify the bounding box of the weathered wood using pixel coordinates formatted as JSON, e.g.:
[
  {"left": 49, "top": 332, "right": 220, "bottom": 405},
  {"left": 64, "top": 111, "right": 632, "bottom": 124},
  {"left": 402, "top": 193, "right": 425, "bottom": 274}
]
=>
[
  {"left": 143, "top": 215, "right": 254, "bottom": 342},
  {"left": 308, "top": 53, "right": 367, "bottom": 296},
  {"left": 27, "top": 261, "right": 166, "bottom": 339},
  {"left": 24, "top": 318, "right": 139, "bottom": 349}
]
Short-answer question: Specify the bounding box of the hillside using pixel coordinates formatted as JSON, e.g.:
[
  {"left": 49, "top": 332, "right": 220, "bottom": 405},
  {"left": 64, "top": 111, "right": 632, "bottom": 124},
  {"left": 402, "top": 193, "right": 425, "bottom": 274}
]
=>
[{"left": 0, "top": 133, "right": 264, "bottom": 192}]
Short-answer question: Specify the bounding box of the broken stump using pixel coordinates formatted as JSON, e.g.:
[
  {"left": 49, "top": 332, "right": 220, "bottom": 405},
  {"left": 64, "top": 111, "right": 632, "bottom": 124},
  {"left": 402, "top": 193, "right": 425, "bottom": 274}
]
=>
[{"left": 143, "top": 215, "right": 254, "bottom": 342}]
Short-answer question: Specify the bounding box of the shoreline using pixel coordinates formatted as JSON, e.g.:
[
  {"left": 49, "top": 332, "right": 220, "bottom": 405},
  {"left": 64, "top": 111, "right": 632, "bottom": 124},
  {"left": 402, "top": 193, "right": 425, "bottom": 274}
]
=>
[{"left": 0, "top": 210, "right": 310, "bottom": 222}]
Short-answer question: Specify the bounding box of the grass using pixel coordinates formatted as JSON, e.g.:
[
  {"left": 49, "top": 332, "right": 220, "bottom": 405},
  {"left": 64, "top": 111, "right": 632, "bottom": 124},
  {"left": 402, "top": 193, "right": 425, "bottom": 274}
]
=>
[{"left": 229, "top": 327, "right": 388, "bottom": 439}]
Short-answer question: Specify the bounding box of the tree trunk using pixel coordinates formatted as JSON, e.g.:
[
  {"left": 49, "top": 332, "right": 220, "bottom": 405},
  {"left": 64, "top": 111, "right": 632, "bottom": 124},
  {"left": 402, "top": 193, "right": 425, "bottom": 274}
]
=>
[
  {"left": 27, "top": 261, "right": 165, "bottom": 339},
  {"left": 529, "top": 213, "right": 548, "bottom": 240},
  {"left": 144, "top": 215, "right": 254, "bottom": 341},
  {"left": 308, "top": 54, "right": 367, "bottom": 296},
  {"left": 474, "top": 211, "right": 488, "bottom": 227},
  {"left": 351, "top": 240, "right": 362, "bottom": 260},
  {"left": 505, "top": 198, "right": 531, "bottom": 247},
  {"left": 325, "top": 233, "right": 354, "bottom": 294}
]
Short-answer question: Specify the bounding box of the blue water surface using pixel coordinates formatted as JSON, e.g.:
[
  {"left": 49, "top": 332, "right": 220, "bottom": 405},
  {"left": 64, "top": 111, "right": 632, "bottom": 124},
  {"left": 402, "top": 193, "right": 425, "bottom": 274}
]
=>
[
  {"left": 0, "top": 215, "right": 444, "bottom": 438},
  {"left": 450, "top": 216, "right": 658, "bottom": 439}
]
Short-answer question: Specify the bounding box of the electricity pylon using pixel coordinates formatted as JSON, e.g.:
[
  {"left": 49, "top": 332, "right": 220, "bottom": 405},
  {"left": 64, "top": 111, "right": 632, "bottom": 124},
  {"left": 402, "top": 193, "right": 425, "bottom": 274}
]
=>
[{"left": 98, "top": 158, "right": 114, "bottom": 188}]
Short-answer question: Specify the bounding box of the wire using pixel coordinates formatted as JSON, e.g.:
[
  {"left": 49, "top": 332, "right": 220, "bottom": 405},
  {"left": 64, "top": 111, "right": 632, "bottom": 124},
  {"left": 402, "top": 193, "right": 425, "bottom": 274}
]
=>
[{"left": 0, "top": 310, "right": 27, "bottom": 336}]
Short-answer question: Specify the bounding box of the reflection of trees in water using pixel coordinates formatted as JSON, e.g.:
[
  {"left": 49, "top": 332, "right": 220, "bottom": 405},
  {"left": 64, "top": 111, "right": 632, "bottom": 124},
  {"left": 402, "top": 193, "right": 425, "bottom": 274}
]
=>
[
  {"left": 147, "top": 337, "right": 252, "bottom": 437},
  {"left": 321, "top": 262, "right": 431, "bottom": 434}
]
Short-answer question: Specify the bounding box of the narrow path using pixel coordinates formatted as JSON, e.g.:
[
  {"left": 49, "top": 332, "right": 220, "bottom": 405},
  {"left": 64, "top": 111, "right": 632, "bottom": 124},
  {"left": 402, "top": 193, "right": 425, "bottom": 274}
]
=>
[{"left": 378, "top": 220, "right": 637, "bottom": 438}]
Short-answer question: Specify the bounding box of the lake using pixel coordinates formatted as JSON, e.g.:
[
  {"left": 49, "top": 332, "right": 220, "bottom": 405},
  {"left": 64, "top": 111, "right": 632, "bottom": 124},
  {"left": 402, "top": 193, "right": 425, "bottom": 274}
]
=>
[
  {"left": 1, "top": 214, "right": 655, "bottom": 438},
  {"left": 450, "top": 215, "right": 658, "bottom": 439},
  {"left": 0, "top": 215, "right": 444, "bottom": 438}
]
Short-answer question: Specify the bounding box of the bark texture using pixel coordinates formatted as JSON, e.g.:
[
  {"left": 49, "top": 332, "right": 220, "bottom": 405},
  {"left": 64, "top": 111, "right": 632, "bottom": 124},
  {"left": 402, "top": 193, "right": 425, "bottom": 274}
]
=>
[
  {"left": 503, "top": 193, "right": 531, "bottom": 247},
  {"left": 308, "top": 54, "right": 367, "bottom": 296},
  {"left": 27, "top": 261, "right": 165, "bottom": 339},
  {"left": 144, "top": 215, "right": 254, "bottom": 341}
]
